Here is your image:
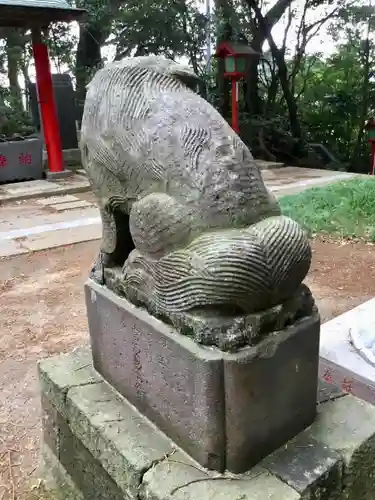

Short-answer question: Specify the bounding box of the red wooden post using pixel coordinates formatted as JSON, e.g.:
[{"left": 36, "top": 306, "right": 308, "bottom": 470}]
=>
[
  {"left": 31, "top": 28, "right": 63, "bottom": 173},
  {"left": 231, "top": 80, "right": 239, "bottom": 134}
]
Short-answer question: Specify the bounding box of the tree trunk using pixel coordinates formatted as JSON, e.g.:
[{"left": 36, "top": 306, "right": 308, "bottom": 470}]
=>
[
  {"left": 5, "top": 28, "right": 24, "bottom": 112},
  {"left": 350, "top": 24, "right": 371, "bottom": 173},
  {"left": 75, "top": 0, "right": 125, "bottom": 124},
  {"left": 246, "top": 0, "right": 304, "bottom": 154},
  {"left": 75, "top": 24, "right": 105, "bottom": 124},
  {"left": 245, "top": 35, "right": 263, "bottom": 117},
  {"left": 243, "top": 0, "right": 294, "bottom": 116}
]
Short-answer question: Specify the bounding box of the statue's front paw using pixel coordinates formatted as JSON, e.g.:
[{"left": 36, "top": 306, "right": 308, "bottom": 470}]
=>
[{"left": 90, "top": 251, "right": 112, "bottom": 285}]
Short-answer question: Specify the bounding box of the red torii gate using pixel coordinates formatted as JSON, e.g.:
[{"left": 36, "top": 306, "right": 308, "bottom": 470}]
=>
[{"left": 0, "top": 0, "right": 86, "bottom": 176}]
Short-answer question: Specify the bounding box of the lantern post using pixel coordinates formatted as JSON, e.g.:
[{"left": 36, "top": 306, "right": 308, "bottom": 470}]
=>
[
  {"left": 366, "top": 119, "right": 375, "bottom": 175},
  {"left": 215, "top": 41, "right": 259, "bottom": 135}
]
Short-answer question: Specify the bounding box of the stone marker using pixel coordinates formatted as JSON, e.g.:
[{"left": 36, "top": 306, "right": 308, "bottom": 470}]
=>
[
  {"left": 319, "top": 298, "right": 375, "bottom": 404},
  {"left": 77, "top": 55, "right": 320, "bottom": 473}
]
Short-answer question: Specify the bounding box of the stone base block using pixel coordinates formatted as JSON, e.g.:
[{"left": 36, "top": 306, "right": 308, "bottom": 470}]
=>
[
  {"left": 38, "top": 348, "right": 375, "bottom": 500},
  {"left": 319, "top": 298, "right": 375, "bottom": 404},
  {"left": 45, "top": 169, "right": 73, "bottom": 181},
  {"left": 85, "top": 279, "right": 320, "bottom": 473}
]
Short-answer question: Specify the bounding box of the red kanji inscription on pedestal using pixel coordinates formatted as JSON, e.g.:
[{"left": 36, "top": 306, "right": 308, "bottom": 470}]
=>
[
  {"left": 19, "top": 153, "right": 32, "bottom": 165},
  {"left": 322, "top": 368, "right": 333, "bottom": 384},
  {"left": 341, "top": 378, "right": 353, "bottom": 394},
  {"left": 0, "top": 154, "right": 8, "bottom": 168}
]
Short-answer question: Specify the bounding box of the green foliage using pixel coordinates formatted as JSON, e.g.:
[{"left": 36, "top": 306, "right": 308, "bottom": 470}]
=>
[
  {"left": 113, "top": 0, "right": 207, "bottom": 70},
  {"left": 296, "top": 49, "right": 369, "bottom": 159},
  {"left": 0, "top": 0, "right": 375, "bottom": 167},
  {"left": 0, "top": 89, "right": 35, "bottom": 137},
  {"left": 280, "top": 178, "right": 375, "bottom": 241},
  {"left": 47, "top": 23, "right": 78, "bottom": 73}
]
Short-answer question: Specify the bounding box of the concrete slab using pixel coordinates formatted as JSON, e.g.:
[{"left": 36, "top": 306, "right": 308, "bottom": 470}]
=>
[
  {"left": 270, "top": 172, "right": 357, "bottom": 195},
  {"left": 36, "top": 195, "right": 80, "bottom": 206},
  {"left": 4, "top": 180, "right": 56, "bottom": 195},
  {"left": 0, "top": 204, "right": 100, "bottom": 234},
  {"left": 319, "top": 298, "right": 375, "bottom": 404},
  {"left": 21, "top": 223, "right": 101, "bottom": 252},
  {"left": 0, "top": 175, "right": 90, "bottom": 203},
  {"left": 52, "top": 200, "right": 92, "bottom": 212},
  {"left": 257, "top": 160, "right": 284, "bottom": 169},
  {"left": 263, "top": 167, "right": 354, "bottom": 181},
  {"left": 54, "top": 175, "right": 88, "bottom": 188},
  {"left": 0, "top": 239, "right": 28, "bottom": 258}
]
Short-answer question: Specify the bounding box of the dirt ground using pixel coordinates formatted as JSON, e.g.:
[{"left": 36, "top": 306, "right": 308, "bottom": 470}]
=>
[{"left": 0, "top": 238, "right": 375, "bottom": 499}]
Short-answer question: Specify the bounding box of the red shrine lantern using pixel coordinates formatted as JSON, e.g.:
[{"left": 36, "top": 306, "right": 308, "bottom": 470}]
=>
[
  {"left": 215, "top": 41, "right": 259, "bottom": 134},
  {"left": 365, "top": 119, "right": 375, "bottom": 175}
]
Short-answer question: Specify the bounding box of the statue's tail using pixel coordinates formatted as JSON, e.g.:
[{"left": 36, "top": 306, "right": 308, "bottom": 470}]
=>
[{"left": 124, "top": 215, "right": 311, "bottom": 314}]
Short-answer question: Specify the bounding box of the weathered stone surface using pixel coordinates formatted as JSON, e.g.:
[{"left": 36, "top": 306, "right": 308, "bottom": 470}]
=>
[
  {"left": 39, "top": 348, "right": 375, "bottom": 500},
  {"left": 86, "top": 280, "right": 225, "bottom": 471},
  {"left": 318, "top": 379, "right": 345, "bottom": 404},
  {"left": 141, "top": 457, "right": 301, "bottom": 500},
  {"left": 38, "top": 346, "right": 100, "bottom": 415},
  {"left": 40, "top": 361, "right": 174, "bottom": 498},
  {"left": 42, "top": 414, "right": 125, "bottom": 500},
  {"left": 45, "top": 169, "right": 73, "bottom": 181},
  {"left": 262, "top": 433, "right": 342, "bottom": 499},
  {"left": 66, "top": 383, "right": 175, "bottom": 497},
  {"left": 86, "top": 279, "right": 320, "bottom": 473},
  {"left": 223, "top": 313, "right": 320, "bottom": 472},
  {"left": 311, "top": 395, "right": 375, "bottom": 500},
  {"left": 43, "top": 444, "right": 85, "bottom": 500},
  {"left": 61, "top": 407, "right": 126, "bottom": 500},
  {"left": 42, "top": 393, "right": 62, "bottom": 457},
  {"left": 81, "top": 55, "right": 312, "bottom": 338}
]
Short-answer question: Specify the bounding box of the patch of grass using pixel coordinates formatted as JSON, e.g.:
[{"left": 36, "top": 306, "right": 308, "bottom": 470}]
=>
[{"left": 279, "top": 177, "right": 375, "bottom": 242}]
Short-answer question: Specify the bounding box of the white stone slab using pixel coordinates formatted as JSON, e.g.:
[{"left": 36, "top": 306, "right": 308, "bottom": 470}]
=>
[
  {"left": 319, "top": 298, "right": 375, "bottom": 404},
  {"left": 4, "top": 180, "right": 59, "bottom": 195},
  {"left": 52, "top": 200, "right": 92, "bottom": 211},
  {"left": 270, "top": 173, "right": 356, "bottom": 193},
  {"left": 0, "top": 239, "right": 28, "bottom": 258},
  {"left": 36, "top": 195, "right": 79, "bottom": 206},
  {"left": 22, "top": 223, "right": 101, "bottom": 252}
]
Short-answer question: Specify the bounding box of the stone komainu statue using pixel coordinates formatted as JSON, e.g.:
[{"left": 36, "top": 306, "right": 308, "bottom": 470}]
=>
[{"left": 80, "top": 56, "right": 312, "bottom": 348}]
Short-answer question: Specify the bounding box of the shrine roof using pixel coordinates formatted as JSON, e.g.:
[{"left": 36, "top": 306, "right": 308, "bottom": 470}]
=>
[
  {"left": 215, "top": 41, "right": 259, "bottom": 58},
  {"left": 0, "top": 0, "right": 86, "bottom": 27}
]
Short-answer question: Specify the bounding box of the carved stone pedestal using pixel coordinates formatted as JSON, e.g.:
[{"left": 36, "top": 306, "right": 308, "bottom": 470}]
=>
[{"left": 85, "top": 279, "right": 320, "bottom": 473}]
